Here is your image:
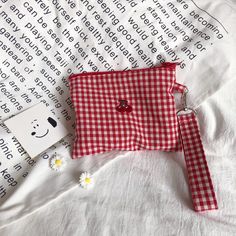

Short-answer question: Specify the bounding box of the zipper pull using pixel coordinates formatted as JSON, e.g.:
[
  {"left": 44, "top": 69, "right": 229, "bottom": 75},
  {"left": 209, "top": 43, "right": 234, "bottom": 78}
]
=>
[{"left": 161, "top": 62, "right": 180, "bottom": 68}]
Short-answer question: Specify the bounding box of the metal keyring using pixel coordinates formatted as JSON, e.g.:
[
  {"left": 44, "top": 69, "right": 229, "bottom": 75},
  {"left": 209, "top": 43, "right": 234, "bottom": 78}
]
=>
[
  {"left": 177, "top": 107, "right": 197, "bottom": 115},
  {"left": 177, "top": 88, "right": 197, "bottom": 115}
]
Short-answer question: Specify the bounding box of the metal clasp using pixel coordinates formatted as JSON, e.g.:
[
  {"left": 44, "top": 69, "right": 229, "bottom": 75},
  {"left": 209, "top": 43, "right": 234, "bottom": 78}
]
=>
[{"left": 177, "top": 88, "right": 197, "bottom": 115}]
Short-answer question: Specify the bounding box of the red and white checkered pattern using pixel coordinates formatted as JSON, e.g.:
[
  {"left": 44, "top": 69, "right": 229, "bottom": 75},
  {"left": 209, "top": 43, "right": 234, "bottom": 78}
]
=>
[
  {"left": 178, "top": 112, "right": 218, "bottom": 212},
  {"left": 69, "top": 63, "right": 218, "bottom": 212},
  {"left": 69, "top": 63, "right": 185, "bottom": 159}
]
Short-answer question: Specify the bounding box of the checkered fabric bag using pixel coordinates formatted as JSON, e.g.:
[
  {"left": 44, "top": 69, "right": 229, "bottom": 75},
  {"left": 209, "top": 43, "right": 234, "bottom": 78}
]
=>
[
  {"left": 69, "top": 63, "right": 185, "bottom": 157},
  {"left": 69, "top": 62, "right": 218, "bottom": 212}
]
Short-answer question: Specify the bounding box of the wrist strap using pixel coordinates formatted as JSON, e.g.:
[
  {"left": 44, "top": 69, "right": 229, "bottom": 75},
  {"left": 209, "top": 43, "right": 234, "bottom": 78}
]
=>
[{"left": 177, "top": 112, "right": 218, "bottom": 212}]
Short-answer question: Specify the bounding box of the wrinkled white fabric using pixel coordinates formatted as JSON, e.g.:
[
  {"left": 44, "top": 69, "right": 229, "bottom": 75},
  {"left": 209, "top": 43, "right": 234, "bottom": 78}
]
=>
[
  {"left": 1, "top": 77, "right": 236, "bottom": 235},
  {"left": 0, "top": 0, "right": 236, "bottom": 233}
]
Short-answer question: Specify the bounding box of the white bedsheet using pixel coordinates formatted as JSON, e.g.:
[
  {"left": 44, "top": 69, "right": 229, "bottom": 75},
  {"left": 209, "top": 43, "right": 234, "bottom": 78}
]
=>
[
  {"left": 1, "top": 79, "right": 236, "bottom": 235},
  {"left": 0, "top": 0, "right": 236, "bottom": 235}
]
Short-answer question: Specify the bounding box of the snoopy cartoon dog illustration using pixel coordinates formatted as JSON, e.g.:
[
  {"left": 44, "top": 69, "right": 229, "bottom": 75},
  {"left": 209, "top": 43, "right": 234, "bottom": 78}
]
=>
[{"left": 31, "top": 117, "right": 57, "bottom": 138}]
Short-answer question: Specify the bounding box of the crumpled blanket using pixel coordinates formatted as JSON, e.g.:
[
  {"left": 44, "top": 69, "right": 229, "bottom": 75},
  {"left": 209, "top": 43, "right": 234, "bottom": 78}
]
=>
[{"left": 0, "top": 0, "right": 236, "bottom": 235}]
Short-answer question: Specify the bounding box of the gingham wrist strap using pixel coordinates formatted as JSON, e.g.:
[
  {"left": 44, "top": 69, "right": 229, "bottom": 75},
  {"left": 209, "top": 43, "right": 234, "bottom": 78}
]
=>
[{"left": 177, "top": 112, "right": 218, "bottom": 212}]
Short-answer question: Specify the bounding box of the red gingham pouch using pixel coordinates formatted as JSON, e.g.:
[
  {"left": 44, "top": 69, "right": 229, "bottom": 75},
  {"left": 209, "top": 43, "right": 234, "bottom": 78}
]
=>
[
  {"left": 69, "top": 63, "right": 185, "bottom": 157},
  {"left": 69, "top": 62, "right": 218, "bottom": 212}
]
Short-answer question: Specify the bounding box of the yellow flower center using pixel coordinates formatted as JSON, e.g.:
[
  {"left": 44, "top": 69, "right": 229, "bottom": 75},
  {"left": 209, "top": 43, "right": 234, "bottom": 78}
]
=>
[
  {"left": 85, "top": 177, "right": 91, "bottom": 184},
  {"left": 55, "top": 159, "right": 62, "bottom": 166}
]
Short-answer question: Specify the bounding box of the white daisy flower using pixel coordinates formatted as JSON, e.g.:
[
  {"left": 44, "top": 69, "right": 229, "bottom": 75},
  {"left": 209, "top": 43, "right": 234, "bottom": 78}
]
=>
[
  {"left": 79, "top": 172, "right": 94, "bottom": 189},
  {"left": 49, "top": 154, "right": 66, "bottom": 171}
]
